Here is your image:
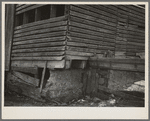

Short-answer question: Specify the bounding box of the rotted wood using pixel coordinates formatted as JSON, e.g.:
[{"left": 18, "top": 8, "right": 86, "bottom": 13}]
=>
[
  {"left": 11, "top": 66, "right": 38, "bottom": 75},
  {"left": 82, "top": 69, "right": 99, "bottom": 96},
  {"left": 6, "top": 72, "right": 45, "bottom": 102},
  {"left": 12, "top": 71, "right": 40, "bottom": 87},
  {"left": 40, "top": 61, "right": 47, "bottom": 93},
  {"left": 98, "top": 85, "right": 144, "bottom": 101}
]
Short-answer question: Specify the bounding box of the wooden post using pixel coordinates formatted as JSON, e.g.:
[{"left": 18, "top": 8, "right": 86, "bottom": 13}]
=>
[
  {"left": 50, "top": 5, "right": 57, "bottom": 18},
  {"left": 40, "top": 61, "right": 47, "bottom": 93},
  {"left": 5, "top": 4, "right": 15, "bottom": 71}
]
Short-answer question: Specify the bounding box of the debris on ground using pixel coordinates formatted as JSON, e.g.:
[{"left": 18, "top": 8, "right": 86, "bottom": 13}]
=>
[
  {"left": 124, "top": 80, "right": 145, "bottom": 92},
  {"left": 4, "top": 89, "right": 144, "bottom": 107}
]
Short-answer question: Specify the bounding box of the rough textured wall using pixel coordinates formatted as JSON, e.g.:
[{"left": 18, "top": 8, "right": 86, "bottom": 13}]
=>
[
  {"left": 108, "top": 70, "right": 144, "bottom": 90},
  {"left": 41, "top": 69, "right": 84, "bottom": 102}
]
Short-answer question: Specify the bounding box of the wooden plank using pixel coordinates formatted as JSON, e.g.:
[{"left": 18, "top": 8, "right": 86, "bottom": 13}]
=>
[
  {"left": 40, "top": 61, "right": 47, "bottom": 93},
  {"left": 35, "top": 8, "right": 41, "bottom": 21},
  {"left": 89, "top": 58, "right": 144, "bottom": 64},
  {"left": 78, "top": 5, "right": 117, "bottom": 19},
  {"left": 50, "top": 5, "right": 57, "bottom": 18},
  {"left": 68, "top": 36, "right": 115, "bottom": 46},
  {"left": 127, "top": 5, "right": 145, "bottom": 14},
  {"left": 92, "top": 5, "right": 118, "bottom": 16},
  {"left": 12, "top": 51, "right": 65, "bottom": 57},
  {"left": 98, "top": 85, "right": 144, "bottom": 101},
  {"left": 70, "top": 10, "right": 117, "bottom": 27},
  {"left": 6, "top": 72, "right": 45, "bottom": 102},
  {"left": 12, "top": 41, "right": 65, "bottom": 49},
  {"left": 65, "top": 55, "right": 88, "bottom": 60},
  {"left": 69, "top": 21, "right": 116, "bottom": 34},
  {"left": 5, "top": 4, "right": 15, "bottom": 71},
  {"left": 127, "top": 42, "right": 145, "bottom": 46},
  {"left": 14, "top": 21, "right": 67, "bottom": 34},
  {"left": 16, "top": 4, "right": 34, "bottom": 11},
  {"left": 67, "top": 41, "right": 115, "bottom": 50},
  {"left": 118, "top": 5, "right": 145, "bottom": 18},
  {"left": 117, "top": 6, "right": 144, "bottom": 22},
  {"left": 16, "top": 4, "right": 24, "bottom": 8},
  {"left": 14, "top": 15, "right": 67, "bottom": 30},
  {"left": 89, "top": 62, "right": 144, "bottom": 72},
  {"left": 68, "top": 31, "right": 115, "bottom": 43},
  {"left": 12, "top": 46, "right": 65, "bottom": 53},
  {"left": 67, "top": 46, "right": 105, "bottom": 54},
  {"left": 66, "top": 50, "right": 94, "bottom": 57},
  {"left": 11, "top": 56, "right": 64, "bottom": 61},
  {"left": 70, "top": 16, "right": 116, "bottom": 31},
  {"left": 67, "top": 41, "right": 98, "bottom": 49},
  {"left": 68, "top": 31, "right": 103, "bottom": 41},
  {"left": 11, "top": 66, "right": 38, "bottom": 75},
  {"left": 127, "top": 26, "right": 145, "bottom": 33},
  {"left": 12, "top": 71, "right": 39, "bottom": 87},
  {"left": 70, "top": 5, "right": 117, "bottom": 23},
  {"left": 16, "top": 4, "right": 45, "bottom": 15},
  {"left": 69, "top": 26, "right": 115, "bottom": 39},
  {"left": 13, "top": 31, "right": 66, "bottom": 42},
  {"left": 13, "top": 36, "right": 66, "bottom": 45},
  {"left": 11, "top": 60, "right": 65, "bottom": 68},
  {"left": 23, "top": 12, "right": 28, "bottom": 24},
  {"left": 14, "top": 26, "right": 67, "bottom": 38}
]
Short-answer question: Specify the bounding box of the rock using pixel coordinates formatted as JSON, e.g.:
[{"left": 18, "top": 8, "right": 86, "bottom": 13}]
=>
[
  {"left": 98, "top": 101, "right": 107, "bottom": 107},
  {"left": 134, "top": 80, "right": 145, "bottom": 86},
  {"left": 93, "top": 97, "right": 101, "bottom": 102},
  {"left": 107, "top": 99, "right": 116, "bottom": 105}
]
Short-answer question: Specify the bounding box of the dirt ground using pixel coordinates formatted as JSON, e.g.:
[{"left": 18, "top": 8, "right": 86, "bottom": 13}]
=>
[{"left": 4, "top": 90, "right": 144, "bottom": 107}]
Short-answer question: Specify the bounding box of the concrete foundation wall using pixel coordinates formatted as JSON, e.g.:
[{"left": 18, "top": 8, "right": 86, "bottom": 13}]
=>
[
  {"left": 108, "top": 70, "right": 145, "bottom": 90},
  {"left": 41, "top": 69, "right": 84, "bottom": 102}
]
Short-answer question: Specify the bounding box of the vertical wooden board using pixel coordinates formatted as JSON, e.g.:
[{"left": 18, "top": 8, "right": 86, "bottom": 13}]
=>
[
  {"left": 50, "top": 5, "right": 57, "bottom": 18},
  {"left": 86, "top": 70, "right": 92, "bottom": 94},
  {"left": 5, "top": 4, "right": 15, "bottom": 71},
  {"left": 90, "top": 69, "right": 96, "bottom": 95}
]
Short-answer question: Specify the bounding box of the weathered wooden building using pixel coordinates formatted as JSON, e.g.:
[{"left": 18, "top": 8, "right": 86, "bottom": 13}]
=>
[{"left": 5, "top": 4, "right": 145, "bottom": 102}]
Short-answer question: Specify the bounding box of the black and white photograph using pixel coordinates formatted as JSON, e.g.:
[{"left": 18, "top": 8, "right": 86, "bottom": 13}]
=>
[{"left": 2, "top": 1, "right": 149, "bottom": 119}]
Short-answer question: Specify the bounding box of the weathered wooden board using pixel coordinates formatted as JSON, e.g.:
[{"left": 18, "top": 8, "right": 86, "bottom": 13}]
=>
[
  {"left": 127, "top": 5, "right": 145, "bottom": 14},
  {"left": 12, "top": 71, "right": 39, "bottom": 86},
  {"left": 6, "top": 72, "right": 45, "bottom": 102},
  {"left": 69, "top": 21, "right": 116, "bottom": 34},
  {"left": 16, "top": 4, "right": 45, "bottom": 15},
  {"left": 11, "top": 66, "right": 38, "bottom": 75},
  {"left": 14, "top": 21, "right": 67, "bottom": 34},
  {"left": 89, "top": 58, "right": 144, "bottom": 64},
  {"left": 13, "top": 31, "right": 66, "bottom": 42},
  {"left": 67, "top": 41, "right": 98, "bottom": 49},
  {"left": 66, "top": 50, "right": 94, "bottom": 57},
  {"left": 70, "top": 10, "right": 117, "bottom": 27},
  {"left": 69, "top": 26, "right": 115, "bottom": 38},
  {"left": 14, "top": 26, "right": 67, "bottom": 38},
  {"left": 5, "top": 4, "right": 15, "bottom": 71},
  {"left": 77, "top": 5, "right": 117, "bottom": 19},
  {"left": 12, "top": 41, "right": 65, "bottom": 49},
  {"left": 15, "top": 15, "right": 67, "bottom": 30},
  {"left": 65, "top": 55, "right": 88, "bottom": 60},
  {"left": 12, "top": 51, "right": 65, "bottom": 57},
  {"left": 12, "top": 46, "right": 65, "bottom": 53},
  {"left": 13, "top": 36, "right": 66, "bottom": 45},
  {"left": 70, "top": 5, "right": 117, "bottom": 23},
  {"left": 11, "top": 56, "right": 64, "bottom": 61},
  {"left": 92, "top": 5, "right": 118, "bottom": 16},
  {"left": 118, "top": 5, "right": 145, "bottom": 18},
  {"left": 11, "top": 60, "right": 65, "bottom": 68},
  {"left": 98, "top": 85, "right": 144, "bottom": 101},
  {"left": 70, "top": 16, "right": 116, "bottom": 31},
  {"left": 16, "top": 4, "right": 34, "bottom": 11}
]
